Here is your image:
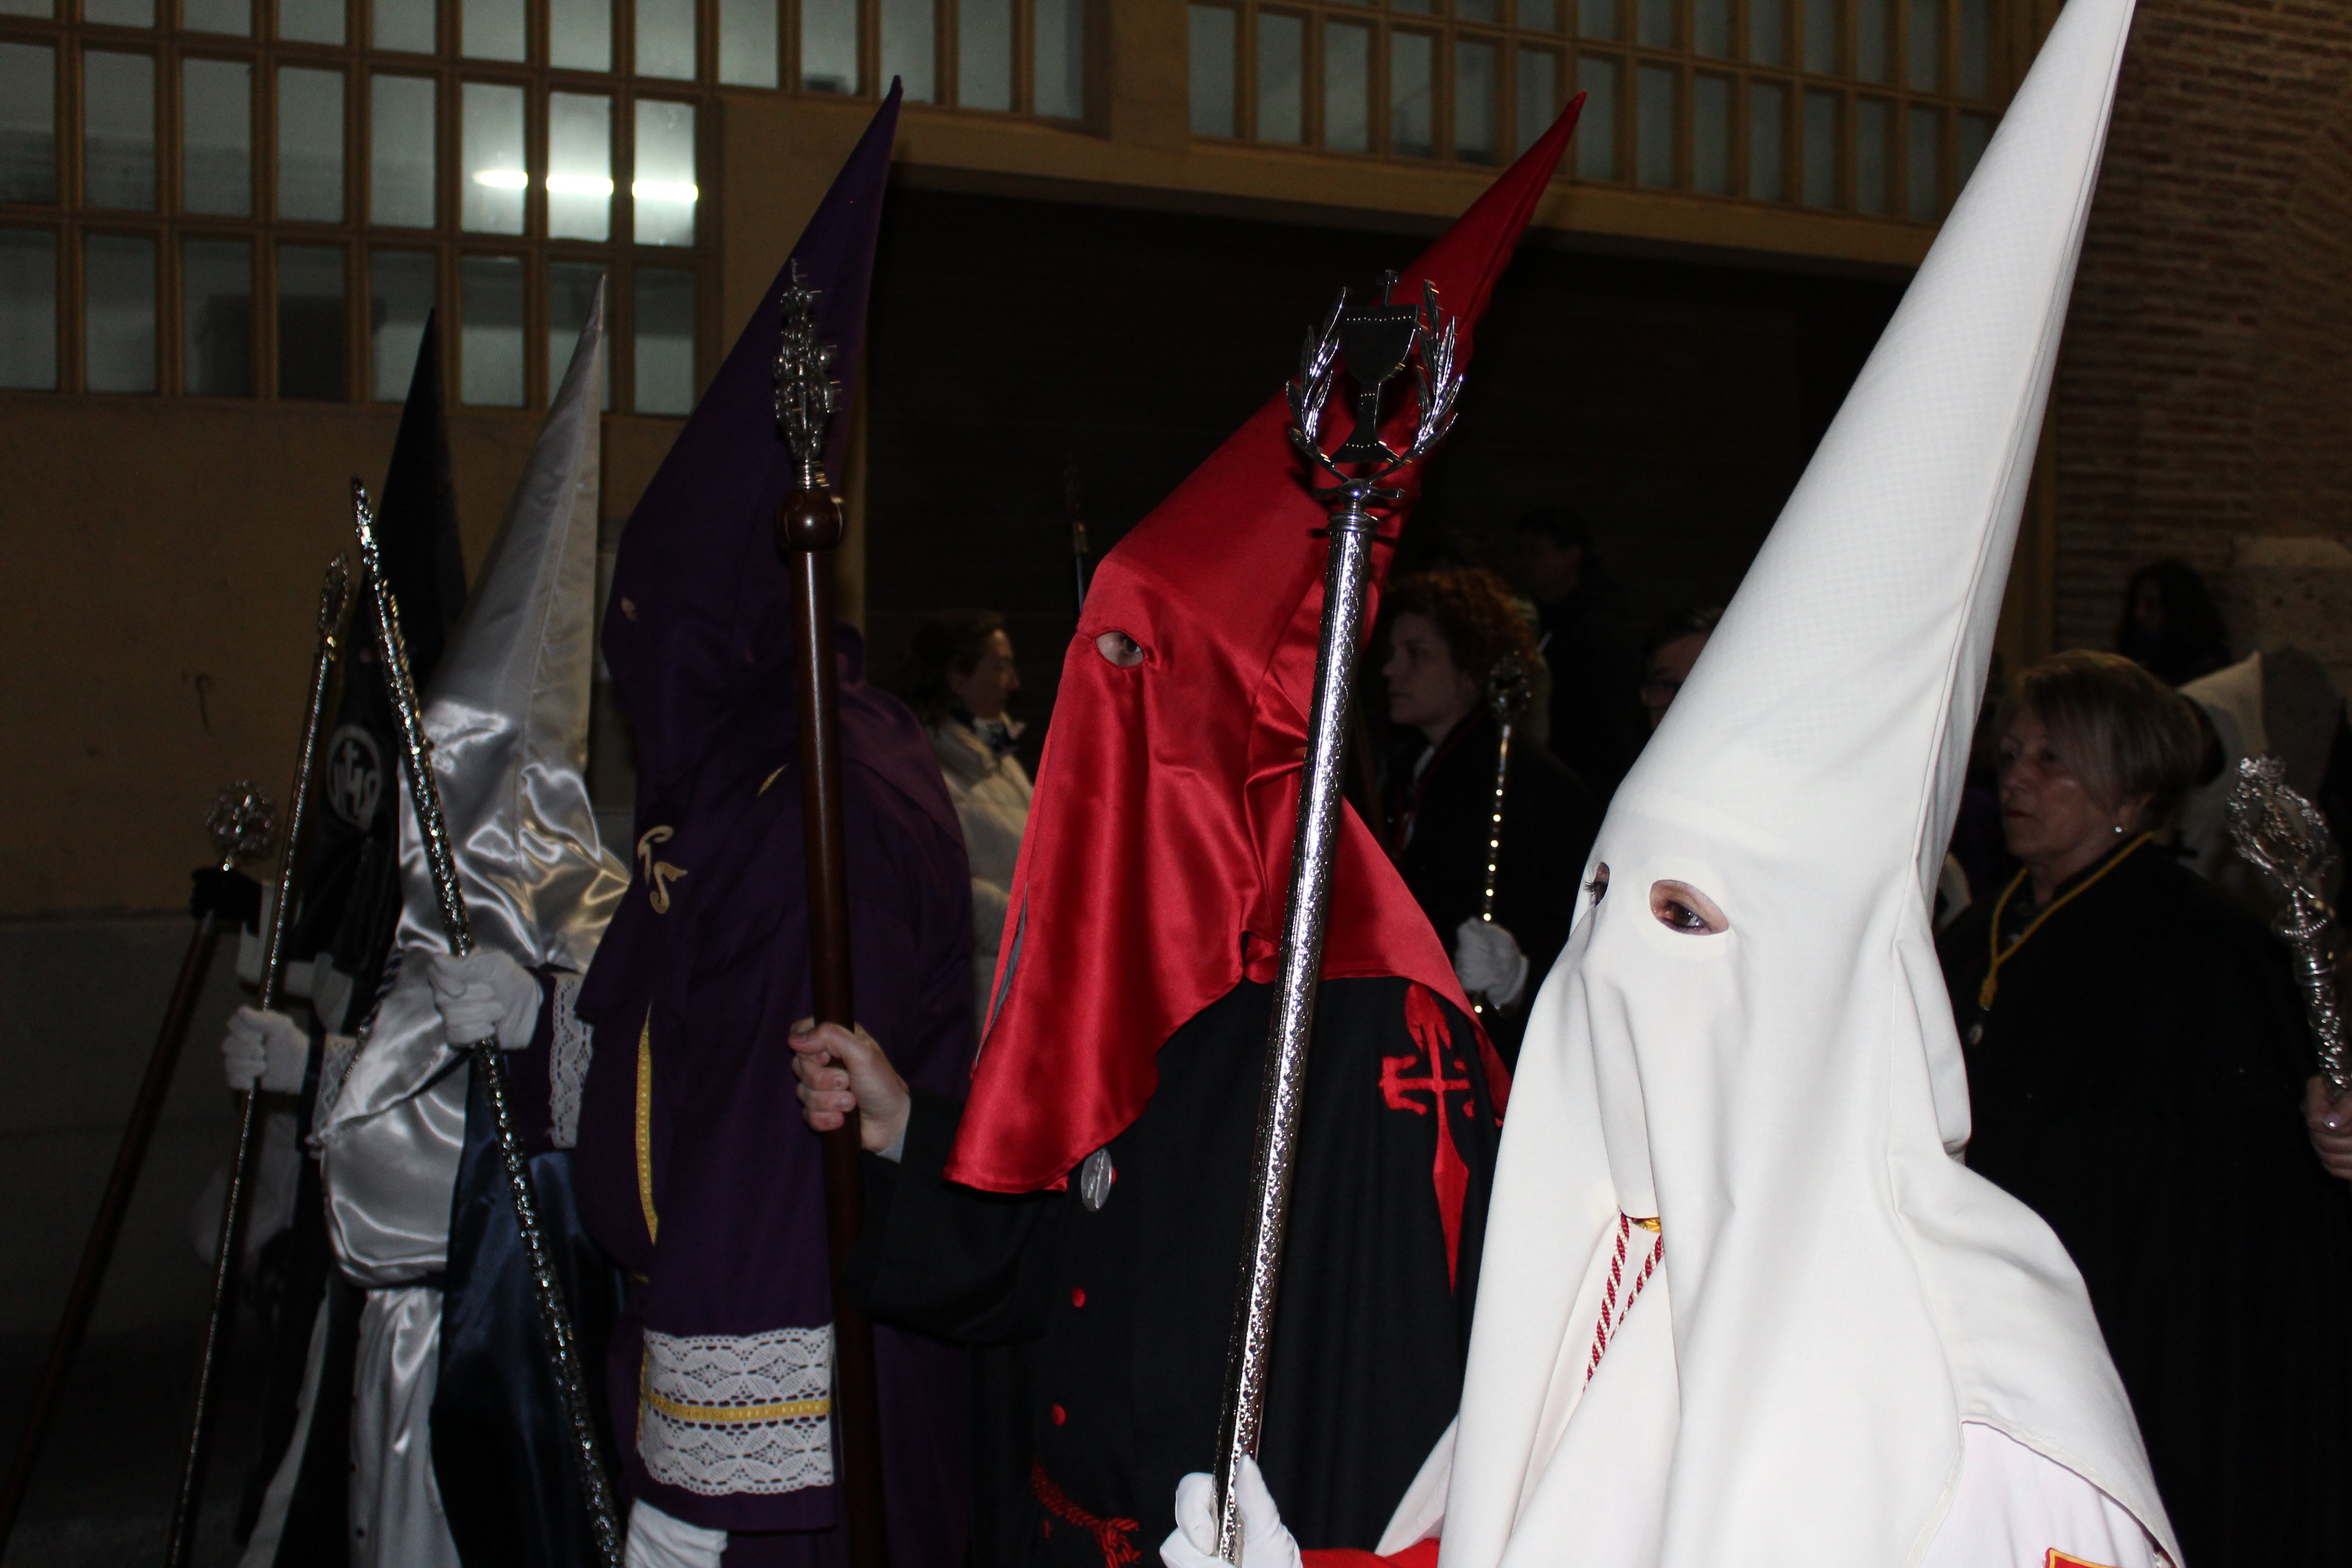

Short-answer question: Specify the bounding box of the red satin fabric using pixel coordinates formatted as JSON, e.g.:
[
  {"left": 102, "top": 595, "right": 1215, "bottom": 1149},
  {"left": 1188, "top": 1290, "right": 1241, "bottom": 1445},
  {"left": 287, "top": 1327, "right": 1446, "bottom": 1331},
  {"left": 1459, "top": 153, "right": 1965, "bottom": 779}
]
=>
[{"left": 945, "top": 99, "right": 1584, "bottom": 1196}]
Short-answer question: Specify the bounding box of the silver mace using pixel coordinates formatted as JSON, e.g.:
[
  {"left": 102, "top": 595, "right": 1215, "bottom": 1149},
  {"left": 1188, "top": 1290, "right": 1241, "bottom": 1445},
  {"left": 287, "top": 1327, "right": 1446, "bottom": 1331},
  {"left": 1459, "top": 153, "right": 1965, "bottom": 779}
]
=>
[
  {"left": 1468, "top": 656, "right": 1532, "bottom": 1019},
  {"left": 1212, "top": 271, "right": 1463, "bottom": 1564},
  {"left": 165, "top": 559, "right": 350, "bottom": 1568},
  {"left": 353, "top": 479, "right": 625, "bottom": 1568},
  {"left": 2226, "top": 754, "right": 2349, "bottom": 1092}
]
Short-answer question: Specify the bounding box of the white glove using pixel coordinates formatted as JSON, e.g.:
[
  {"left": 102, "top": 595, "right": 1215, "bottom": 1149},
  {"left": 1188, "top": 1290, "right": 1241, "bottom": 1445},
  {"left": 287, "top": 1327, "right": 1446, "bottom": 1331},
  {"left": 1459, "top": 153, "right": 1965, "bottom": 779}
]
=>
[
  {"left": 221, "top": 1005, "right": 307, "bottom": 1094},
  {"left": 1163, "top": 1458, "right": 1301, "bottom": 1568},
  {"left": 1453, "top": 916, "right": 1529, "bottom": 1008},
  {"left": 624, "top": 1499, "right": 727, "bottom": 1568},
  {"left": 425, "top": 947, "right": 540, "bottom": 1050}
]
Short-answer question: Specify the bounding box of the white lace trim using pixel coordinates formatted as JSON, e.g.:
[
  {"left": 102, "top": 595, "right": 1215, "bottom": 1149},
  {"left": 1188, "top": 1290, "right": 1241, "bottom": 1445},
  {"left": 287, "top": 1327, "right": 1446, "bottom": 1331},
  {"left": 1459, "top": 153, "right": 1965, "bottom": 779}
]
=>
[
  {"left": 309, "top": 1032, "right": 359, "bottom": 1142},
  {"left": 547, "top": 972, "right": 592, "bottom": 1150},
  {"left": 638, "top": 1324, "right": 834, "bottom": 1498}
]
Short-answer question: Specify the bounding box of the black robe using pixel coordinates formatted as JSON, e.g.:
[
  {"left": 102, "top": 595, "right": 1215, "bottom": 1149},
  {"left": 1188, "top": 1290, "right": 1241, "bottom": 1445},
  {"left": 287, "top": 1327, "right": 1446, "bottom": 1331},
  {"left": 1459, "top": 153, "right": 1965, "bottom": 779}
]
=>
[
  {"left": 1389, "top": 708, "right": 1602, "bottom": 1066},
  {"left": 848, "top": 976, "right": 1502, "bottom": 1568},
  {"left": 1937, "top": 843, "right": 2352, "bottom": 1567}
]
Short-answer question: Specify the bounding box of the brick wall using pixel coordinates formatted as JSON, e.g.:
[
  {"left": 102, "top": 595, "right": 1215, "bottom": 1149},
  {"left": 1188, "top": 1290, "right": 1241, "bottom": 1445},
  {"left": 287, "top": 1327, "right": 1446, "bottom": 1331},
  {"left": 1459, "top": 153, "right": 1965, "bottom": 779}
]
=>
[{"left": 2053, "top": 0, "right": 2352, "bottom": 653}]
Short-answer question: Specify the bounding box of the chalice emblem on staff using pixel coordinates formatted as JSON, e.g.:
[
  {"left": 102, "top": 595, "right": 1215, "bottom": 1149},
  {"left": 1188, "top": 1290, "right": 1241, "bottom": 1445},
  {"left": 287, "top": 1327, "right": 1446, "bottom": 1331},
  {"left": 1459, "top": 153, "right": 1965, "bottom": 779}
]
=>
[{"left": 1212, "top": 270, "right": 1466, "bottom": 1563}]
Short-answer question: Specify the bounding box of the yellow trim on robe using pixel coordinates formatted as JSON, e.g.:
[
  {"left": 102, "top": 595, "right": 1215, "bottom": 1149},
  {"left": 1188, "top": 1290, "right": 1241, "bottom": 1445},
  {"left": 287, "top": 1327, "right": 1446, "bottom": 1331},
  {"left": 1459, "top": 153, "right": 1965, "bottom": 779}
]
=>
[{"left": 637, "top": 1008, "right": 658, "bottom": 1244}]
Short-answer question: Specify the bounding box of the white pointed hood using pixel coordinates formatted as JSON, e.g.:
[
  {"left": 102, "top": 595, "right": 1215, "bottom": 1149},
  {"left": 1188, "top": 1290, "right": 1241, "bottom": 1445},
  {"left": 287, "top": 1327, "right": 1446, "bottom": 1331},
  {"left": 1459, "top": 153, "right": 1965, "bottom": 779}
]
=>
[
  {"left": 1439, "top": 3, "right": 2174, "bottom": 1565},
  {"left": 314, "top": 287, "right": 626, "bottom": 1271}
]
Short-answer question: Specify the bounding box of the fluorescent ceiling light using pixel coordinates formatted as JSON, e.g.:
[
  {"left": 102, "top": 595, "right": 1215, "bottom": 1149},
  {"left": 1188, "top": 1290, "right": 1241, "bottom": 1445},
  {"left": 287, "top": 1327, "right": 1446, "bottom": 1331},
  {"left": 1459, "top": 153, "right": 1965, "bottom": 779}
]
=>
[
  {"left": 631, "top": 180, "right": 699, "bottom": 203},
  {"left": 471, "top": 168, "right": 529, "bottom": 189},
  {"left": 545, "top": 174, "right": 615, "bottom": 196}
]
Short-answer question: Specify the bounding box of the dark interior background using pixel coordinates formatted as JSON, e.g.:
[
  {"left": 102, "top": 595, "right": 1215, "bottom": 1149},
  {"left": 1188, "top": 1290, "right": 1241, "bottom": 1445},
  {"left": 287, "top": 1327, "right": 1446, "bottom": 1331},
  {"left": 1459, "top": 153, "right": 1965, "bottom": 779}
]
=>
[{"left": 860, "top": 183, "right": 1908, "bottom": 757}]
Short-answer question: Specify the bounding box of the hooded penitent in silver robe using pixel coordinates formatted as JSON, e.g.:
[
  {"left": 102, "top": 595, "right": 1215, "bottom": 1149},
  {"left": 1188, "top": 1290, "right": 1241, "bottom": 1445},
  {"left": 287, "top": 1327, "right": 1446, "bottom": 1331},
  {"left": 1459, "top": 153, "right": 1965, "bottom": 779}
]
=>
[
  {"left": 245, "top": 287, "right": 626, "bottom": 1568},
  {"left": 1426, "top": 2, "right": 2177, "bottom": 1565}
]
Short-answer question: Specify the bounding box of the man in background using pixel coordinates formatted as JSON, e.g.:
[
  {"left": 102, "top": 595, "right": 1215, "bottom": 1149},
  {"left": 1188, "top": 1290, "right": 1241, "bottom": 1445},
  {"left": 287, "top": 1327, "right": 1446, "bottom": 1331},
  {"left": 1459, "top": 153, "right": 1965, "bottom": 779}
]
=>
[{"left": 1516, "top": 508, "right": 1645, "bottom": 795}]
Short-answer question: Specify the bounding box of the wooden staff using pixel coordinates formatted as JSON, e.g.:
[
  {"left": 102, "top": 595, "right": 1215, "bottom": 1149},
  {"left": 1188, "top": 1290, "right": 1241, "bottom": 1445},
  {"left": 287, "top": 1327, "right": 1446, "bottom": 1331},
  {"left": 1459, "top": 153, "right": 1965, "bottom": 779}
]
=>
[
  {"left": 0, "top": 783, "right": 274, "bottom": 1558},
  {"left": 165, "top": 558, "right": 353, "bottom": 1568},
  {"left": 772, "top": 260, "right": 890, "bottom": 1568}
]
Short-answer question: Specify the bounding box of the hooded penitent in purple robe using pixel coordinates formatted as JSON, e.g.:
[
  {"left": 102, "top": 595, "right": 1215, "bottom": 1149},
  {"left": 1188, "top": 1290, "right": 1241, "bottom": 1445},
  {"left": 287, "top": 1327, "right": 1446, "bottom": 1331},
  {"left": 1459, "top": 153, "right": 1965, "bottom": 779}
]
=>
[{"left": 573, "top": 87, "right": 978, "bottom": 1568}]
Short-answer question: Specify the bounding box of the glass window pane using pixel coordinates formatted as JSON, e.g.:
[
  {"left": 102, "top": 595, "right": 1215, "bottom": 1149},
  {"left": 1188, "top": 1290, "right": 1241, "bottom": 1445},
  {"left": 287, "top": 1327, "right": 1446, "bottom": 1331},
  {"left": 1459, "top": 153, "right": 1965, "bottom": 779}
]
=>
[
  {"left": 1749, "top": 0, "right": 1784, "bottom": 65},
  {"left": 83, "top": 0, "right": 154, "bottom": 26},
  {"left": 1391, "top": 32, "right": 1433, "bottom": 158},
  {"left": 278, "top": 67, "right": 343, "bottom": 222},
  {"left": 1855, "top": 96, "right": 1888, "bottom": 212},
  {"left": 1575, "top": 54, "right": 1616, "bottom": 177},
  {"left": 460, "top": 254, "right": 522, "bottom": 405},
  {"left": 278, "top": 0, "right": 344, "bottom": 45},
  {"left": 1957, "top": 109, "right": 1989, "bottom": 186},
  {"left": 369, "top": 248, "right": 434, "bottom": 400},
  {"left": 1694, "top": 0, "right": 1729, "bottom": 56},
  {"left": 548, "top": 92, "right": 611, "bottom": 240},
  {"left": 84, "top": 232, "right": 155, "bottom": 392},
  {"left": 1257, "top": 11, "right": 1303, "bottom": 144},
  {"left": 1458, "top": 0, "right": 1496, "bottom": 18},
  {"left": 1747, "top": 79, "right": 1783, "bottom": 199},
  {"left": 1636, "top": 0, "right": 1670, "bottom": 48},
  {"left": 185, "top": 0, "right": 249, "bottom": 34},
  {"left": 718, "top": 0, "right": 777, "bottom": 86},
  {"left": 1857, "top": 0, "right": 1890, "bottom": 81},
  {"left": 800, "top": 0, "right": 857, "bottom": 91},
  {"left": 1036, "top": 0, "right": 1084, "bottom": 118},
  {"left": 632, "top": 99, "right": 696, "bottom": 245},
  {"left": 0, "top": 228, "right": 57, "bottom": 390},
  {"left": 83, "top": 51, "right": 155, "bottom": 211},
  {"left": 0, "top": 44, "right": 57, "bottom": 205},
  {"left": 0, "top": 0, "right": 54, "bottom": 17},
  {"left": 1188, "top": 6, "right": 1235, "bottom": 137},
  {"left": 1324, "top": 20, "right": 1369, "bottom": 152},
  {"left": 959, "top": 0, "right": 1011, "bottom": 110},
  {"left": 1909, "top": 0, "right": 1938, "bottom": 88},
  {"left": 547, "top": 261, "right": 607, "bottom": 407},
  {"left": 1577, "top": 0, "right": 1616, "bottom": 42},
  {"left": 1455, "top": 38, "right": 1496, "bottom": 163},
  {"left": 370, "top": 74, "right": 436, "bottom": 226},
  {"left": 465, "top": 0, "right": 525, "bottom": 59},
  {"left": 1958, "top": 0, "right": 1986, "bottom": 98},
  {"left": 462, "top": 81, "right": 526, "bottom": 234},
  {"left": 1906, "top": 103, "right": 1936, "bottom": 219},
  {"left": 182, "top": 236, "right": 250, "bottom": 396},
  {"left": 181, "top": 57, "right": 250, "bottom": 216},
  {"left": 279, "top": 243, "right": 344, "bottom": 398},
  {"left": 373, "top": 0, "right": 434, "bottom": 52},
  {"left": 1391, "top": 0, "right": 1430, "bottom": 12},
  {"left": 1515, "top": 47, "right": 1556, "bottom": 154},
  {"left": 552, "top": 0, "right": 611, "bottom": 70},
  {"left": 1803, "top": 87, "right": 1836, "bottom": 206},
  {"left": 633, "top": 266, "right": 693, "bottom": 414},
  {"left": 1636, "top": 62, "right": 1672, "bottom": 186},
  {"left": 1693, "top": 73, "right": 1728, "bottom": 194},
  {"left": 637, "top": 0, "right": 695, "bottom": 78},
  {"left": 882, "top": 0, "right": 936, "bottom": 103},
  {"left": 1803, "top": 0, "right": 1835, "bottom": 74},
  {"left": 1520, "top": 0, "right": 1560, "bottom": 31}
]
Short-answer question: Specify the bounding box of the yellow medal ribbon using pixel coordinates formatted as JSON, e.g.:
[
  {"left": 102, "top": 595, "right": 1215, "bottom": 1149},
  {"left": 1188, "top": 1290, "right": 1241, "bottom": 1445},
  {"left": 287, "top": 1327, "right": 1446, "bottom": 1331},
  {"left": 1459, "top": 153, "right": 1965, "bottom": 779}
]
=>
[{"left": 1979, "top": 833, "right": 2152, "bottom": 1011}]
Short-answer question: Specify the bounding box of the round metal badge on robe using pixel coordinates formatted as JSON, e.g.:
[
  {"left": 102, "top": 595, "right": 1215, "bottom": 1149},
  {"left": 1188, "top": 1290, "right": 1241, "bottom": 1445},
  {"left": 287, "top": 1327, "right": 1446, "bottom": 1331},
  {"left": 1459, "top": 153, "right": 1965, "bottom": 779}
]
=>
[{"left": 1078, "top": 1147, "right": 1113, "bottom": 1211}]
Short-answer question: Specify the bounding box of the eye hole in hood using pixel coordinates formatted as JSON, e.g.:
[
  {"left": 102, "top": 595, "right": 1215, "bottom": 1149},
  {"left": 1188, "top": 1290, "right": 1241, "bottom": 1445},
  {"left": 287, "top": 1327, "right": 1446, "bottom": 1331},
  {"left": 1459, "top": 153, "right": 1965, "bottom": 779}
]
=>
[
  {"left": 1650, "top": 879, "right": 1728, "bottom": 935},
  {"left": 1094, "top": 630, "right": 1146, "bottom": 668}
]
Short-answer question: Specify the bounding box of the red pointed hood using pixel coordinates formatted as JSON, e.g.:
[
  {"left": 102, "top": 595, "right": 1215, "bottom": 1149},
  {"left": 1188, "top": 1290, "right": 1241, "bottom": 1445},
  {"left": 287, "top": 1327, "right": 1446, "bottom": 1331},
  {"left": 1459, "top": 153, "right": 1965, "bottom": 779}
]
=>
[{"left": 946, "top": 102, "right": 1583, "bottom": 1194}]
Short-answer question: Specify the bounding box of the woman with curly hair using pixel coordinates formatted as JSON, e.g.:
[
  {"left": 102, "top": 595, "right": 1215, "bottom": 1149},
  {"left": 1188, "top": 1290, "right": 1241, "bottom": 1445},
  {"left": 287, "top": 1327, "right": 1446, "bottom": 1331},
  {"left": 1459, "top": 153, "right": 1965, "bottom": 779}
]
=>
[{"left": 1380, "top": 567, "right": 1602, "bottom": 1065}]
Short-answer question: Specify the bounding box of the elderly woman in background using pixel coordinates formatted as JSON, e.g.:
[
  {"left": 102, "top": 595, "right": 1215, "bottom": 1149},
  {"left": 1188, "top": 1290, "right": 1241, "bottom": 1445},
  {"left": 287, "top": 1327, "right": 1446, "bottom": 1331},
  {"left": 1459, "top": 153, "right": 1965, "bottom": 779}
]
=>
[
  {"left": 903, "top": 609, "right": 1031, "bottom": 1022},
  {"left": 1937, "top": 649, "right": 2352, "bottom": 1567}
]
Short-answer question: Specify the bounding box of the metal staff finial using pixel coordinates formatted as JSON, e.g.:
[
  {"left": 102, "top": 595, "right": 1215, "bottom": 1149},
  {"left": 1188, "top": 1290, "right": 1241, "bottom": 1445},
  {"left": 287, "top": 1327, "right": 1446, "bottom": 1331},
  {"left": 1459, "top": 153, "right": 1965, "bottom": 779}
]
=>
[
  {"left": 353, "top": 479, "right": 626, "bottom": 1568},
  {"left": 774, "top": 260, "right": 839, "bottom": 494},
  {"left": 205, "top": 781, "right": 277, "bottom": 871},
  {"left": 2226, "top": 754, "right": 2348, "bottom": 1091},
  {"left": 1215, "top": 273, "right": 1467, "bottom": 1564}
]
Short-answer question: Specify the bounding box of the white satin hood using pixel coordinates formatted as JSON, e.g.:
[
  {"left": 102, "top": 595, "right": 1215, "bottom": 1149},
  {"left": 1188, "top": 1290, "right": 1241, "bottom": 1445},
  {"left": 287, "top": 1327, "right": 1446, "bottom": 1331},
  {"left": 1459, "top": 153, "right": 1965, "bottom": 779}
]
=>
[{"left": 1440, "top": 2, "right": 2175, "bottom": 1564}]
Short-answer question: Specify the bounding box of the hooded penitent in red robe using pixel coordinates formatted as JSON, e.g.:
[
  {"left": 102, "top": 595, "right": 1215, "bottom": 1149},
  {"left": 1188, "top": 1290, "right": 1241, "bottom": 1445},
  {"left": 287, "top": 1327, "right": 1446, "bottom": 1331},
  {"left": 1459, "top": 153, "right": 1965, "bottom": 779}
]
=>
[{"left": 843, "top": 103, "right": 1580, "bottom": 1568}]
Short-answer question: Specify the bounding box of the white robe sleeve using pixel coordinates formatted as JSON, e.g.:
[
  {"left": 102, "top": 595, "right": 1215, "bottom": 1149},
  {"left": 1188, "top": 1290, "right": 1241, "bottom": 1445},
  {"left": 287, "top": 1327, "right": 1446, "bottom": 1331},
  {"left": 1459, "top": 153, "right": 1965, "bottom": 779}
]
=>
[{"left": 1922, "top": 1423, "right": 2171, "bottom": 1568}]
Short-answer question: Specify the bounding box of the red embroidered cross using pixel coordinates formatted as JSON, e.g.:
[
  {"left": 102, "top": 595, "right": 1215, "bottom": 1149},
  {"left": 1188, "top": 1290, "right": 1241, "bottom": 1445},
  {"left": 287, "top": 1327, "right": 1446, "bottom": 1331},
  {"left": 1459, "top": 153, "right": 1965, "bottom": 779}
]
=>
[{"left": 1386, "top": 985, "right": 1476, "bottom": 1288}]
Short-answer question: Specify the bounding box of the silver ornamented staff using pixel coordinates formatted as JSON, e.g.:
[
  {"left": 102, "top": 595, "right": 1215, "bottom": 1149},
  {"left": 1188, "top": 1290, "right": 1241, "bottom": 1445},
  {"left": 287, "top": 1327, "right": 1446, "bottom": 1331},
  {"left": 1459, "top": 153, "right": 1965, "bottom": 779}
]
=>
[
  {"left": 1213, "top": 272, "right": 1464, "bottom": 1563},
  {"left": 166, "top": 559, "right": 352, "bottom": 1568},
  {"left": 2226, "top": 754, "right": 2349, "bottom": 1092},
  {"left": 1469, "top": 656, "right": 1532, "bottom": 1019},
  {"left": 352, "top": 480, "right": 626, "bottom": 1568}
]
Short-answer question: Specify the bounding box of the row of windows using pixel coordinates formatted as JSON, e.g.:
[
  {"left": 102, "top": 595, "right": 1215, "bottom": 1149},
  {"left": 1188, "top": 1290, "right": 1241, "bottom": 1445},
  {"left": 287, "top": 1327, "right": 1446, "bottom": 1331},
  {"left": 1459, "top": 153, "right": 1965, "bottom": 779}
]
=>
[
  {"left": 0, "top": 228, "right": 696, "bottom": 407},
  {"left": 0, "top": 0, "right": 1088, "bottom": 114},
  {"left": 2, "top": 45, "right": 701, "bottom": 242}
]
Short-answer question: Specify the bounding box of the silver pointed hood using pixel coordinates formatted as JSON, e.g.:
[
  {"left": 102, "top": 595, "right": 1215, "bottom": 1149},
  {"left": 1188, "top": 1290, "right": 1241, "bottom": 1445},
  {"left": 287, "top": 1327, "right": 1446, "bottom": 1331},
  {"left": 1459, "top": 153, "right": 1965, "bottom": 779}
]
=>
[{"left": 1440, "top": 3, "right": 2174, "bottom": 1565}]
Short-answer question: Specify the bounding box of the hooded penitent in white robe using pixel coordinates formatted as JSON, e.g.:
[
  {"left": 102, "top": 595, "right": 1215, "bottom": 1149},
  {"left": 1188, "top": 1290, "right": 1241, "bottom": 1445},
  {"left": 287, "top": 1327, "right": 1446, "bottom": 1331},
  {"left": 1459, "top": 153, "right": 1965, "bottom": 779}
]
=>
[{"left": 1375, "top": 1, "right": 2179, "bottom": 1564}]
